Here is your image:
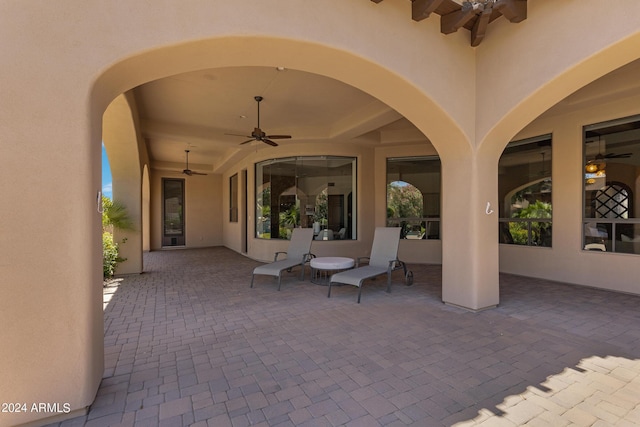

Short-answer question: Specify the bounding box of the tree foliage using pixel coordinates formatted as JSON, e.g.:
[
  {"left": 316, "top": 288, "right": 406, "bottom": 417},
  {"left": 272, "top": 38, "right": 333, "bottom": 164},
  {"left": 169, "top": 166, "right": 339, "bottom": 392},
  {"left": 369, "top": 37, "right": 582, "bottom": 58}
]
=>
[
  {"left": 509, "top": 200, "right": 552, "bottom": 246},
  {"left": 386, "top": 182, "right": 423, "bottom": 219},
  {"left": 101, "top": 195, "right": 132, "bottom": 279},
  {"left": 102, "top": 195, "right": 134, "bottom": 232}
]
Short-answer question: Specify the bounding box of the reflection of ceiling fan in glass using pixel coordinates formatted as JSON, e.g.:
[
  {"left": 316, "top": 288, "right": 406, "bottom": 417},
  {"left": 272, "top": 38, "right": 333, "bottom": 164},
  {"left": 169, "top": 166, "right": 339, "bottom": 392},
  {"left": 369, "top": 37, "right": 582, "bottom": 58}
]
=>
[{"left": 585, "top": 136, "right": 632, "bottom": 174}]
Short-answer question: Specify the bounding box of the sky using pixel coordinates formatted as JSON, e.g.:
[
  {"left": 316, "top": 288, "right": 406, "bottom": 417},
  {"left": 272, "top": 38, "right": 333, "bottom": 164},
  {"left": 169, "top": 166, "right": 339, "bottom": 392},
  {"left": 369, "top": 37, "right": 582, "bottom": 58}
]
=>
[{"left": 102, "top": 144, "right": 113, "bottom": 199}]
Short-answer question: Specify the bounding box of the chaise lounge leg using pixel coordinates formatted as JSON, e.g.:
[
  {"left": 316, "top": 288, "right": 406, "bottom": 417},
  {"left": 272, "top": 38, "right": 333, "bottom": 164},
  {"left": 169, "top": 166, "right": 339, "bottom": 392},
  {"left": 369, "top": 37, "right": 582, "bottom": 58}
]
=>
[
  {"left": 277, "top": 275, "right": 282, "bottom": 291},
  {"left": 387, "top": 272, "right": 392, "bottom": 293},
  {"left": 250, "top": 275, "right": 255, "bottom": 288},
  {"left": 327, "top": 282, "right": 332, "bottom": 298},
  {"left": 357, "top": 286, "right": 362, "bottom": 304}
]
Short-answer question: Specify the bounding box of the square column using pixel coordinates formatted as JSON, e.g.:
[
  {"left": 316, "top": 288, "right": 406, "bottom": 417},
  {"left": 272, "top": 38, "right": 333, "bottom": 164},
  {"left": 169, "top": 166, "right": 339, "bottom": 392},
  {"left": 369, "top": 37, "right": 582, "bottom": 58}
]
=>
[{"left": 441, "top": 151, "right": 500, "bottom": 311}]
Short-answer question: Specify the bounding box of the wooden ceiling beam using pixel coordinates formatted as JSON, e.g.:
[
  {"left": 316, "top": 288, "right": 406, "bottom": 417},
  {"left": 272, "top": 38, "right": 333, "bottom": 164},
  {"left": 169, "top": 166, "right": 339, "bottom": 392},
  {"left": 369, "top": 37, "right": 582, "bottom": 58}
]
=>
[
  {"left": 494, "top": 0, "right": 527, "bottom": 23},
  {"left": 441, "top": 5, "right": 477, "bottom": 35},
  {"left": 412, "top": 0, "right": 445, "bottom": 22},
  {"left": 471, "top": 6, "right": 492, "bottom": 47},
  {"left": 366, "top": 0, "right": 526, "bottom": 46}
]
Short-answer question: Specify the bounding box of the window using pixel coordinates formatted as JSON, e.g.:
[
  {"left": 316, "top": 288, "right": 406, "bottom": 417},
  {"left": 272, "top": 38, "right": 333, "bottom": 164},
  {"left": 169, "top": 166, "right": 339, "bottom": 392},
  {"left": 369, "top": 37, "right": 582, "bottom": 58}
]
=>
[
  {"left": 583, "top": 116, "right": 640, "bottom": 254},
  {"left": 256, "top": 156, "right": 356, "bottom": 240},
  {"left": 386, "top": 156, "right": 440, "bottom": 239},
  {"left": 498, "top": 135, "right": 552, "bottom": 246},
  {"left": 229, "top": 173, "right": 238, "bottom": 222},
  {"left": 162, "top": 178, "right": 185, "bottom": 246}
]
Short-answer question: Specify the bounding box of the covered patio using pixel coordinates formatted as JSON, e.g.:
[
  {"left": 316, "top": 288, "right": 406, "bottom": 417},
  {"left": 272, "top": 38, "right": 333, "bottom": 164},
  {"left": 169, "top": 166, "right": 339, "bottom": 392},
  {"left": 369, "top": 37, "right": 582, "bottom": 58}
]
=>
[{"left": 49, "top": 248, "right": 640, "bottom": 426}]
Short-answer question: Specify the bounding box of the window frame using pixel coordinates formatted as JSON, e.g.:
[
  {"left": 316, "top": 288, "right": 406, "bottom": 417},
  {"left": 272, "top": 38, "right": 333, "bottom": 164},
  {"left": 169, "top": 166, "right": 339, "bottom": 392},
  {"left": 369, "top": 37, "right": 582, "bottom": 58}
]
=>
[
  {"left": 229, "top": 173, "right": 238, "bottom": 222},
  {"left": 254, "top": 156, "right": 357, "bottom": 240},
  {"left": 385, "top": 155, "right": 441, "bottom": 240},
  {"left": 582, "top": 115, "right": 640, "bottom": 254},
  {"left": 498, "top": 134, "right": 553, "bottom": 247}
]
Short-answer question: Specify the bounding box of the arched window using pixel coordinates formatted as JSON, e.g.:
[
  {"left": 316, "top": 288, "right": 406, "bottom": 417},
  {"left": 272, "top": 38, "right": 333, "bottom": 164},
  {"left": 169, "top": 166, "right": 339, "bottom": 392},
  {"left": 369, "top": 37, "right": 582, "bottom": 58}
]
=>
[{"left": 595, "top": 183, "right": 631, "bottom": 219}]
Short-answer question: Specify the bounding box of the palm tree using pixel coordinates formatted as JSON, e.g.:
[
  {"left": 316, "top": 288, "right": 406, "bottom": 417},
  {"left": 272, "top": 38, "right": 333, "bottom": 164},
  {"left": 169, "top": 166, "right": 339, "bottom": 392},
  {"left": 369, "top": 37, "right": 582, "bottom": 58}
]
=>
[{"left": 102, "top": 195, "right": 133, "bottom": 232}]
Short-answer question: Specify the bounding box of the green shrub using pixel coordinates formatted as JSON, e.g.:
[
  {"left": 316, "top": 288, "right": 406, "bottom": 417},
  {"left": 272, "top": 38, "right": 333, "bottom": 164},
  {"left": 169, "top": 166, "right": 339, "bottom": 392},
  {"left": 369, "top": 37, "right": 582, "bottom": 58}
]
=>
[{"left": 103, "top": 232, "right": 119, "bottom": 278}]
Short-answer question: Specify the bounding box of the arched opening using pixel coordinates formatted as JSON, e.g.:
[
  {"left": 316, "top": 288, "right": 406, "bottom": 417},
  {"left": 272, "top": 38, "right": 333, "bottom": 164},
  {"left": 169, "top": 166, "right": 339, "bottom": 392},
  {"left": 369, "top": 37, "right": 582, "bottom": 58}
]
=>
[{"left": 4, "top": 3, "right": 640, "bottom": 425}]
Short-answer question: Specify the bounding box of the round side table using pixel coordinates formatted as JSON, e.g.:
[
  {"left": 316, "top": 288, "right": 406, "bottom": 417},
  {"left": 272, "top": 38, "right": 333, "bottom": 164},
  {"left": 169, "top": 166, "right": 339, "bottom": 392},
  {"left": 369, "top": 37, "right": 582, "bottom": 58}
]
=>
[{"left": 310, "top": 257, "right": 355, "bottom": 285}]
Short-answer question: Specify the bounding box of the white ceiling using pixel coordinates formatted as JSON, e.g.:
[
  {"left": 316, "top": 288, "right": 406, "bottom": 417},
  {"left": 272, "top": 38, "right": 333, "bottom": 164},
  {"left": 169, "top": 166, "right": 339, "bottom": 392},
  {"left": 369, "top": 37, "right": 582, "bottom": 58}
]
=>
[{"left": 131, "top": 59, "right": 640, "bottom": 174}]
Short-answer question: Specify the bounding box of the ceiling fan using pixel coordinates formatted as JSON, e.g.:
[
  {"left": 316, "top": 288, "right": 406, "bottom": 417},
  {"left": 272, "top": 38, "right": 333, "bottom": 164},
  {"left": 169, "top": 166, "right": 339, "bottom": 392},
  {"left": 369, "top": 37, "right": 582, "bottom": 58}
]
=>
[
  {"left": 227, "top": 96, "right": 292, "bottom": 147},
  {"left": 586, "top": 136, "right": 632, "bottom": 160},
  {"left": 182, "top": 150, "right": 207, "bottom": 176}
]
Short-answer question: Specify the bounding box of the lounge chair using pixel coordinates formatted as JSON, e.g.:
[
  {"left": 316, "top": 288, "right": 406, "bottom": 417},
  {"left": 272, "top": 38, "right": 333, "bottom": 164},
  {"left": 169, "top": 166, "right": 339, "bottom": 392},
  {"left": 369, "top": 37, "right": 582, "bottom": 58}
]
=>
[
  {"left": 328, "top": 227, "right": 413, "bottom": 303},
  {"left": 250, "top": 228, "right": 314, "bottom": 291}
]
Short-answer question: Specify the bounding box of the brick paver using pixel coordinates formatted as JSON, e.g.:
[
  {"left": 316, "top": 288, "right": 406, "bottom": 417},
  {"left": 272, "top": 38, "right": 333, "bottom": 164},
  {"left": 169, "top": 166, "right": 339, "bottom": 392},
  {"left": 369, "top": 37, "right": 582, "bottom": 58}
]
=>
[{"left": 47, "top": 247, "right": 640, "bottom": 426}]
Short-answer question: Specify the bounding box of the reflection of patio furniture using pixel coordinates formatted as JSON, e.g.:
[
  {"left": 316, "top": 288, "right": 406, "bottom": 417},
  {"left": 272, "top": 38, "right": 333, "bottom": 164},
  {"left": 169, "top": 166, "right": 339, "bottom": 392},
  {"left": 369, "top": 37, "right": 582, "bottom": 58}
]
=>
[
  {"left": 619, "top": 234, "right": 640, "bottom": 254},
  {"left": 328, "top": 227, "right": 413, "bottom": 303},
  {"left": 315, "top": 229, "right": 334, "bottom": 240},
  {"left": 584, "top": 243, "right": 606, "bottom": 251},
  {"left": 584, "top": 222, "right": 608, "bottom": 239},
  {"left": 310, "top": 257, "right": 354, "bottom": 285},
  {"left": 250, "top": 228, "right": 314, "bottom": 291}
]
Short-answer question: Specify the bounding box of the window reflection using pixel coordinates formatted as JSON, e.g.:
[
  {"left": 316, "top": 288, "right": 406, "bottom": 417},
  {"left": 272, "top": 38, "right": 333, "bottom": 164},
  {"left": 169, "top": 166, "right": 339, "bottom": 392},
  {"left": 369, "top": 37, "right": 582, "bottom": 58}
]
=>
[
  {"left": 255, "top": 156, "right": 356, "bottom": 240},
  {"left": 498, "top": 135, "right": 553, "bottom": 247},
  {"left": 583, "top": 116, "right": 640, "bottom": 254},
  {"left": 386, "top": 157, "right": 441, "bottom": 239}
]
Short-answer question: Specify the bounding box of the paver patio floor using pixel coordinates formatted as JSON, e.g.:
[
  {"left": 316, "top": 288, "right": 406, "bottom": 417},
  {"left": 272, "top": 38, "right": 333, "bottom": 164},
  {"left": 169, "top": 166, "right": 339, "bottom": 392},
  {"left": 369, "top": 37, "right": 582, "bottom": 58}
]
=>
[{"left": 50, "top": 247, "right": 640, "bottom": 426}]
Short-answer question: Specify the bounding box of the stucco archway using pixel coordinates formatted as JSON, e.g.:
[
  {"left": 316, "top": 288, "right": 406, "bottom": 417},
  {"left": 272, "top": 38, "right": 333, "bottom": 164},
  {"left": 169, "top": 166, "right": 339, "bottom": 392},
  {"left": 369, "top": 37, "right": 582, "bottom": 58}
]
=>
[
  {"left": 93, "top": 36, "right": 480, "bottom": 307},
  {"left": 103, "top": 94, "right": 144, "bottom": 275}
]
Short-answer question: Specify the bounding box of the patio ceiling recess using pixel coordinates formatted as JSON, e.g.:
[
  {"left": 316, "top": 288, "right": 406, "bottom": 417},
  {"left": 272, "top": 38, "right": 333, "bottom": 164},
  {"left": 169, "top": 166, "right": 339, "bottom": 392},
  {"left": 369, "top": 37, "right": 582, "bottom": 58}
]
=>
[{"left": 370, "top": 0, "right": 527, "bottom": 47}]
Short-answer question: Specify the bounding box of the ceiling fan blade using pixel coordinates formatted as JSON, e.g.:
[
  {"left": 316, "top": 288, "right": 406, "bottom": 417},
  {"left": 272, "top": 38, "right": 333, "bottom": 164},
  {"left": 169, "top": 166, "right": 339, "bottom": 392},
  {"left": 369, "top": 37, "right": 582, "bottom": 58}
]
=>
[
  {"left": 191, "top": 171, "right": 208, "bottom": 175},
  {"left": 605, "top": 152, "right": 632, "bottom": 158},
  {"left": 263, "top": 139, "right": 278, "bottom": 147},
  {"left": 235, "top": 97, "right": 280, "bottom": 148}
]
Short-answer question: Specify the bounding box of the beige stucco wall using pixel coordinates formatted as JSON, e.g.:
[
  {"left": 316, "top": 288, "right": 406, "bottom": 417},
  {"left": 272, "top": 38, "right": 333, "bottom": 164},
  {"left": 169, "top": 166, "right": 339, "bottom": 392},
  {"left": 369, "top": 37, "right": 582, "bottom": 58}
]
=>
[
  {"left": 2, "top": 0, "right": 640, "bottom": 424},
  {"left": 500, "top": 93, "right": 640, "bottom": 294},
  {"left": 103, "top": 94, "right": 144, "bottom": 275},
  {"left": 150, "top": 171, "right": 223, "bottom": 251}
]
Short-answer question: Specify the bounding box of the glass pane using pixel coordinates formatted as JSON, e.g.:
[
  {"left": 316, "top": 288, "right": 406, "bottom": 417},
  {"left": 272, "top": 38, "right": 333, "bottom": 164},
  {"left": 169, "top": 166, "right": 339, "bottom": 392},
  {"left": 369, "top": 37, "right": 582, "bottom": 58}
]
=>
[
  {"left": 256, "top": 162, "right": 271, "bottom": 238},
  {"left": 229, "top": 174, "right": 238, "bottom": 222},
  {"left": 584, "top": 118, "right": 640, "bottom": 220},
  {"left": 583, "top": 222, "right": 611, "bottom": 251},
  {"left": 386, "top": 156, "right": 441, "bottom": 240},
  {"left": 500, "top": 221, "right": 529, "bottom": 246},
  {"left": 498, "top": 135, "right": 552, "bottom": 246},
  {"left": 256, "top": 156, "right": 356, "bottom": 240},
  {"left": 617, "top": 224, "right": 640, "bottom": 254},
  {"left": 583, "top": 116, "right": 640, "bottom": 254},
  {"left": 163, "top": 178, "right": 185, "bottom": 246}
]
